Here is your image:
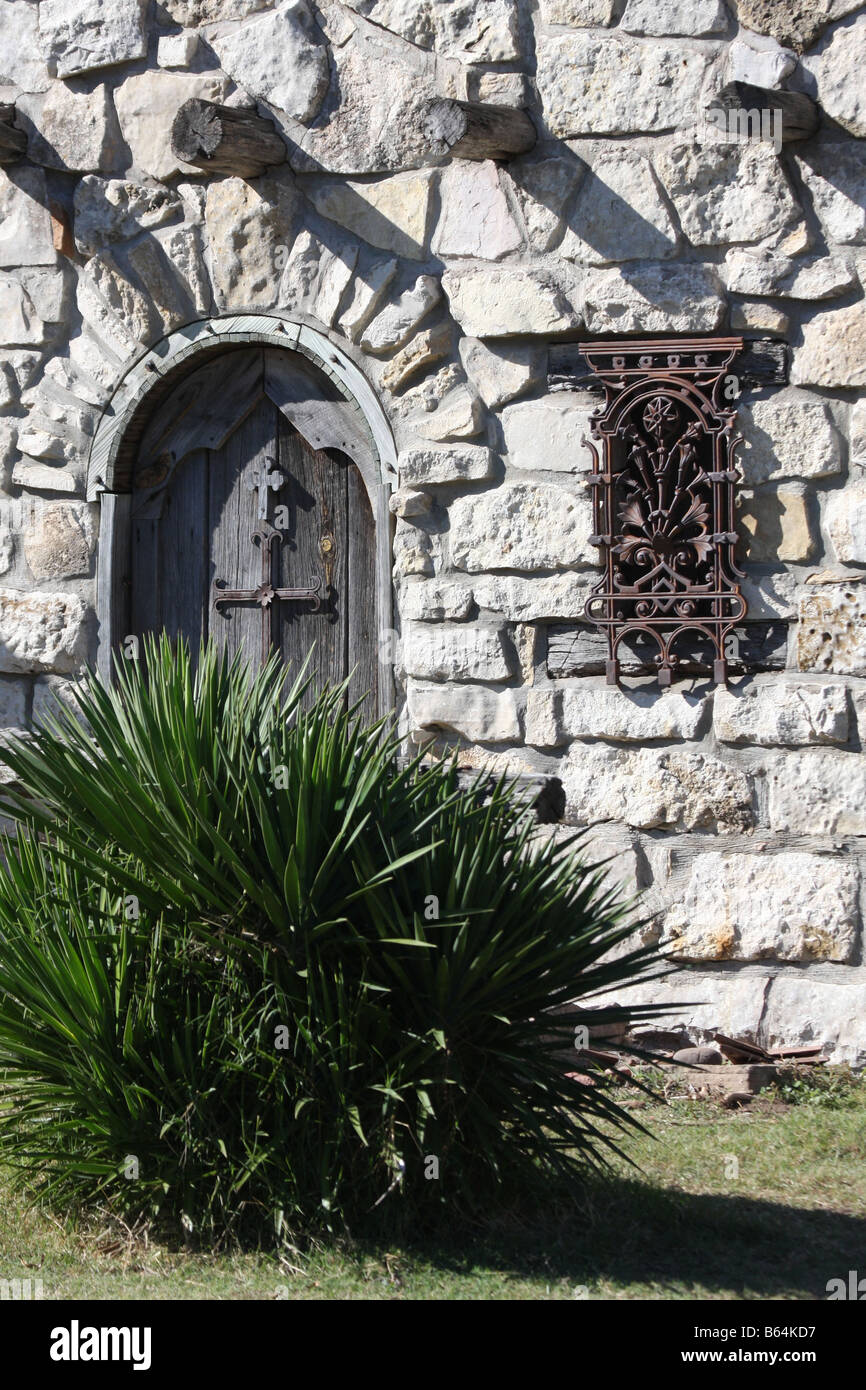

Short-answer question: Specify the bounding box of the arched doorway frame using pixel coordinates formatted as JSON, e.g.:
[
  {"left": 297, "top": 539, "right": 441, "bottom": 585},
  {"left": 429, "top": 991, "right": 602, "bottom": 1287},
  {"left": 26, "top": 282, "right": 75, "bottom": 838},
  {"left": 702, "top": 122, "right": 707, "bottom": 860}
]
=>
[{"left": 88, "top": 314, "right": 397, "bottom": 718}]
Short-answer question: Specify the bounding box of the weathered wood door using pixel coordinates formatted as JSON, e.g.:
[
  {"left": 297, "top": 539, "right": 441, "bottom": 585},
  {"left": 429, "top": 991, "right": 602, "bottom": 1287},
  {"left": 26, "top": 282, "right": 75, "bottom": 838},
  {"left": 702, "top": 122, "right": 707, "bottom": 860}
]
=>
[{"left": 128, "top": 346, "right": 378, "bottom": 714}]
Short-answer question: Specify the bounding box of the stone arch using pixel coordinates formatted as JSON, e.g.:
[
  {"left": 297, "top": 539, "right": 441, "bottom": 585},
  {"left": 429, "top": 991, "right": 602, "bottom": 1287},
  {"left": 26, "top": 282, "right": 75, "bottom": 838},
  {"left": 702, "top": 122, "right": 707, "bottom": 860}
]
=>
[{"left": 89, "top": 315, "right": 397, "bottom": 716}]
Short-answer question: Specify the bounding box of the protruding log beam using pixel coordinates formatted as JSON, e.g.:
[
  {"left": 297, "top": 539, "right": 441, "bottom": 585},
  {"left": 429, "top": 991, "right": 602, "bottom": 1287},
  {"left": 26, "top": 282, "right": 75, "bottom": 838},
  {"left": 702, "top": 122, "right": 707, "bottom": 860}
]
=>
[
  {"left": 423, "top": 99, "right": 536, "bottom": 161},
  {"left": 170, "top": 98, "right": 287, "bottom": 177},
  {"left": 706, "top": 82, "right": 820, "bottom": 143},
  {"left": 0, "top": 103, "right": 26, "bottom": 164}
]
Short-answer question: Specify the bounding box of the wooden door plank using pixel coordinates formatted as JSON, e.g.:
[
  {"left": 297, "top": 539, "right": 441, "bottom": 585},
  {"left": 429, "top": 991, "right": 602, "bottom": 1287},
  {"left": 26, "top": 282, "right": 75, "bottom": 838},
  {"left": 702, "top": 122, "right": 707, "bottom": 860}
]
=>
[
  {"left": 264, "top": 349, "right": 376, "bottom": 481},
  {"left": 137, "top": 348, "right": 265, "bottom": 480},
  {"left": 209, "top": 396, "right": 275, "bottom": 665},
  {"left": 347, "top": 461, "right": 378, "bottom": 721},
  {"left": 158, "top": 447, "right": 209, "bottom": 656}
]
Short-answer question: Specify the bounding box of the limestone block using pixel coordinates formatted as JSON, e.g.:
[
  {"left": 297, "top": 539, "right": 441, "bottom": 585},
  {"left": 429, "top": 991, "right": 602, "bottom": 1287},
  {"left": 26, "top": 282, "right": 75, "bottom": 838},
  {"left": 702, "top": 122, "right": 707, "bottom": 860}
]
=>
[
  {"left": 560, "top": 744, "right": 754, "bottom": 832},
  {"left": 14, "top": 269, "right": 66, "bottom": 324},
  {"left": 205, "top": 176, "right": 296, "bottom": 311},
  {"left": 0, "top": 588, "right": 88, "bottom": 673},
  {"left": 275, "top": 230, "right": 357, "bottom": 326},
  {"left": 536, "top": 32, "right": 713, "bottom": 137},
  {"left": 731, "top": 300, "right": 790, "bottom": 335},
  {"left": 501, "top": 395, "right": 595, "bottom": 474},
  {"left": 409, "top": 386, "right": 483, "bottom": 442},
  {"left": 739, "top": 486, "right": 816, "bottom": 563},
  {"left": 473, "top": 573, "right": 594, "bottom": 621},
  {"left": 77, "top": 252, "right": 155, "bottom": 351},
  {"left": 360, "top": 275, "right": 441, "bottom": 353},
  {"left": 0, "top": 277, "right": 49, "bottom": 348},
  {"left": 714, "top": 681, "right": 849, "bottom": 746},
  {"left": 581, "top": 263, "right": 724, "bottom": 334},
  {"left": 399, "top": 445, "right": 493, "bottom": 487},
  {"left": 157, "top": 32, "right": 199, "bottom": 67},
  {"left": 852, "top": 401, "right": 866, "bottom": 464},
  {"left": 16, "top": 82, "right": 120, "bottom": 174},
  {"left": 470, "top": 71, "right": 530, "bottom": 107},
  {"left": 22, "top": 500, "right": 94, "bottom": 582},
  {"left": 0, "top": 167, "right": 56, "bottom": 269},
  {"left": 307, "top": 169, "right": 437, "bottom": 260},
  {"left": 442, "top": 268, "right": 579, "bottom": 338},
  {"left": 738, "top": 396, "right": 842, "bottom": 485},
  {"left": 431, "top": 161, "right": 522, "bottom": 260},
  {"left": 721, "top": 250, "right": 856, "bottom": 299},
  {"left": 406, "top": 679, "right": 520, "bottom": 742},
  {"left": 381, "top": 323, "right": 452, "bottom": 391},
  {"left": 73, "top": 177, "right": 183, "bottom": 256},
  {"left": 726, "top": 37, "right": 796, "bottom": 87},
  {"left": 765, "top": 747, "right": 866, "bottom": 835},
  {"left": 435, "top": 0, "right": 520, "bottom": 63},
  {"left": 389, "top": 488, "right": 431, "bottom": 519},
  {"left": 509, "top": 154, "right": 586, "bottom": 253},
  {"left": 31, "top": 675, "right": 83, "bottom": 727},
  {"left": 763, "top": 974, "right": 866, "bottom": 1067},
  {"left": 654, "top": 142, "right": 804, "bottom": 250},
  {"left": 449, "top": 483, "right": 593, "bottom": 571},
  {"left": 338, "top": 255, "right": 398, "bottom": 341},
  {"left": 597, "top": 970, "right": 771, "bottom": 1050},
  {"left": 458, "top": 338, "right": 544, "bottom": 410},
  {"left": 0, "top": 0, "right": 50, "bottom": 92},
  {"left": 733, "top": 0, "right": 861, "bottom": 53},
  {"left": 38, "top": 0, "right": 147, "bottom": 78},
  {"left": 161, "top": 0, "right": 271, "bottom": 20},
  {"left": 399, "top": 581, "right": 473, "bottom": 622},
  {"left": 403, "top": 623, "right": 511, "bottom": 681},
  {"left": 526, "top": 685, "right": 709, "bottom": 747},
  {"left": 208, "top": 1, "right": 328, "bottom": 121},
  {"left": 12, "top": 460, "right": 78, "bottom": 494},
  {"left": 538, "top": 0, "right": 616, "bottom": 22},
  {"left": 798, "top": 580, "right": 866, "bottom": 675},
  {"left": 344, "top": 1, "right": 434, "bottom": 48},
  {"left": 663, "top": 852, "right": 859, "bottom": 962},
  {"left": 795, "top": 138, "right": 866, "bottom": 245},
  {"left": 0, "top": 674, "right": 26, "bottom": 732},
  {"left": 803, "top": 13, "right": 866, "bottom": 138},
  {"left": 792, "top": 302, "right": 866, "bottom": 389},
  {"left": 621, "top": 0, "right": 728, "bottom": 34},
  {"left": 127, "top": 227, "right": 211, "bottom": 331},
  {"left": 114, "top": 71, "right": 230, "bottom": 181},
  {"left": 559, "top": 151, "right": 678, "bottom": 264}
]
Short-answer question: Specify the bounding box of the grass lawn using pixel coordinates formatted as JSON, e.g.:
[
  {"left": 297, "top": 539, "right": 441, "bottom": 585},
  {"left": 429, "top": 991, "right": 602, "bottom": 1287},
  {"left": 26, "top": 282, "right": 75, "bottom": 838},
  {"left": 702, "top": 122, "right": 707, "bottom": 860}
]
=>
[{"left": 3, "top": 1072, "right": 864, "bottom": 1301}]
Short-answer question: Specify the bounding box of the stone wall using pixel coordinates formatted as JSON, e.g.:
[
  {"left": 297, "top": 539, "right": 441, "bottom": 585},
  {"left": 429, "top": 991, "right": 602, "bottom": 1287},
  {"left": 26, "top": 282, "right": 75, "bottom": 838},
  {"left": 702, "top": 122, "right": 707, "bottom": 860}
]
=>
[{"left": 0, "top": 0, "right": 865, "bottom": 1059}]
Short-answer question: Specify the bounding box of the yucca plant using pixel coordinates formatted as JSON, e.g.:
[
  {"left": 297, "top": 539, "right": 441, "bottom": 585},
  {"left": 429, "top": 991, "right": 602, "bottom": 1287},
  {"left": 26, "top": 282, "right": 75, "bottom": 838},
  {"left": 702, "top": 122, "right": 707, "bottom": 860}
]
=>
[{"left": 0, "top": 636, "right": 671, "bottom": 1242}]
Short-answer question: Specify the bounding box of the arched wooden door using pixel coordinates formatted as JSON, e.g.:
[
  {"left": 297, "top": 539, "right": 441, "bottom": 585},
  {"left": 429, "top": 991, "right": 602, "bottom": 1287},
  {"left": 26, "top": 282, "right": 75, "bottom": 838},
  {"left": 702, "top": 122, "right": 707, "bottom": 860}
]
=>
[{"left": 127, "top": 346, "right": 378, "bottom": 715}]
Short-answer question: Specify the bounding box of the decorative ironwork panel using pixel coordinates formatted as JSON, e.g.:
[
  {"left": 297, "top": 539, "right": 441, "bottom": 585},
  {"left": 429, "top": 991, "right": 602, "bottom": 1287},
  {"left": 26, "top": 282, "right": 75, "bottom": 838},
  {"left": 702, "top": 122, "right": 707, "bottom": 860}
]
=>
[{"left": 579, "top": 337, "right": 747, "bottom": 687}]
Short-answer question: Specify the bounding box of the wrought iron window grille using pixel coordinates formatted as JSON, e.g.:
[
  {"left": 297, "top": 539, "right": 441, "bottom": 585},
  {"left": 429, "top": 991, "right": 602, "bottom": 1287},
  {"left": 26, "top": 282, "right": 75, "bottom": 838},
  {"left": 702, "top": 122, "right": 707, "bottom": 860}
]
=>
[{"left": 579, "top": 337, "right": 748, "bottom": 687}]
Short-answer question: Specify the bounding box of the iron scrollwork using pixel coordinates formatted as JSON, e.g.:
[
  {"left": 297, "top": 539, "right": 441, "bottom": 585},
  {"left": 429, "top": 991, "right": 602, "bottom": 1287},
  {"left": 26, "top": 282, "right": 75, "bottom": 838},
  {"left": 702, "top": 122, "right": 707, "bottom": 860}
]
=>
[{"left": 580, "top": 337, "right": 748, "bottom": 687}]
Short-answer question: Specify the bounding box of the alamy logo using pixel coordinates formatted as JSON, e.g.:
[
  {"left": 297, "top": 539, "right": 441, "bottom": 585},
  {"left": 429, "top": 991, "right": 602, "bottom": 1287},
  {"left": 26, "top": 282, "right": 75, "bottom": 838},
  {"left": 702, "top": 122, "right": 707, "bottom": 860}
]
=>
[
  {"left": 49, "top": 1320, "right": 152, "bottom": 1371},
  {"left": 702, "top": 106, "right": 783, "bottom": 153},
  {"left": 826, "top": 1270, "right": 866, "bottom": 1300},
  {"left": 0, "top": 1278, "right": 43, "bottom": 1299}
]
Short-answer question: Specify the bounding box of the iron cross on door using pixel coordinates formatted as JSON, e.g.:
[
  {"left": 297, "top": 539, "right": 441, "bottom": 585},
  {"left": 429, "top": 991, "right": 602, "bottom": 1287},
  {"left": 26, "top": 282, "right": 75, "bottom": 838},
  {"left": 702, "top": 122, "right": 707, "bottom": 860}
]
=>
[{"left": 211, "top": 456, "right": 323, "bottom": 665}]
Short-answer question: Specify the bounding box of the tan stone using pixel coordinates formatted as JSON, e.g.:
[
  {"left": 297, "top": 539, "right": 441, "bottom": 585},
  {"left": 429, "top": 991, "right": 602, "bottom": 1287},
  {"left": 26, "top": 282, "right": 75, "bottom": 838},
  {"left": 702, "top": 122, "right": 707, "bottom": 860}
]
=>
[
  {"left": 114, "top": 70, "right": 229, "bottom": 181},
  {"left": 714, "top": 681, "right": 849, "bottom": 747},
  {"left": 406, "top": 680, "right": 521, "bottom": 743},
  {"left": 0, "top": 588, "right": 88, "bottom": 673},
  {"left": 730, "top": 302, "right": 790, "bottom": 335},
  {"left": 431, "top": 161, "right": 522, "bottom": 260},
  {"left": 381, "top": 323, "right": 452, "bottom": 391},
  {"left": 739, "top": 487, "right": 816, "bottom": 563},
  {"left": 23, "top": 501, "right": 94, "bottom": 581},
  {"left": 765, "top": 747, "right": 866, "bottom": 836},
  {"left": 205, "top": 177, "right": 296, "bottom": 311},
  {"left": 792, "top": 301, "right": 866, "bottom": 390},
  {"left": 306, "top": 171, "right": 435, "bottom": 261},
  {"left": 798, "top": 579, "right": 866, "bottom": 675}
]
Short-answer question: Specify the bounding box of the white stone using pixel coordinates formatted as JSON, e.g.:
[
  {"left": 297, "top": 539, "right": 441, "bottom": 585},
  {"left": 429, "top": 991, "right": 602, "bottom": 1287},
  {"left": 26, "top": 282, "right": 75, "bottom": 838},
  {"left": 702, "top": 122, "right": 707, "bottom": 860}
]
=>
[
  {"left": 431, "top": 161, "right": 522, "bottom": 260},
  {"left": 380, "top": 323, "right": 451, "bottom": 391},
  {"left": 0, "top": 0, "right": 50, "bottom": 91},
  {"left": 389, "top": 488, "right": 431, "bottom": 519},
  {"left": 360, "top": 275, "right": 441, "bottom": 352},
  {"left": 11, "top": 460, "right": 78, "bottom": 493},
  {"left": 763, "top": 975, "right": 866, "bottom": 1067},
  {"left": 77, "top": 252, "right": 154, "bottom": 353},
  {"left": 472, "top": 572, "right": 594, "bottom": 621},
  {"left": 715, "top": 681, "right": 849, "bottom": 746},
  {"left": 851, "top": 401, "right": 866, "bottom": 464},
  {"left": 803, "top": 13, "right": 866, "bottom": 138},
  {"left": 15, "top": 81, "right": 119, "bottom": 173},
  {"left": 114, "top": 70, "right": 229, "bottom": 181},
  {"left": 209, "top": 2, "right": 328, "bottom": 122},
  {"left": 721, "top": 250, "right": 856, "bottom": 299},
  {"left": 738, "top": 395, "right": 843, "bottom": 483},
  {"left": 621, "top": 0, "right": 728, "bottom": 36},
  {"left": 38, "top": 0, "right": 147, "bottom": 77},
  {"left": 459, "top": 339, "right": 544, "bottom": 410},
  {"left": 399, "top": 581, "right": 473, "bottom": 622},
  {"left": 73, "top": 177, "right": 182, "bottom": 256},
  {"left": 0, "top": 588, "right": 88, "bottom": 673},
  {"left": 470, "top": 71, "right": 529, "bottom": 107},
  {"left": 157, "top": 33, "right": 199, "bottom": 68},
  {"left": 795, "top": 139, "right": 866, "bottom": 245},
  {"left": 792, "top": 301, "right": 866, "bottom": 389},
  {"left": 307, "top": 170, "right": 435, "bottom": 260},
  {"left": 654, "top": 142, "right": 804, "bottom": 249},
  {"left": 798, "top": 580, "right": 866, "bottom": 676},
  {"left": 435, "top": 0, "right": 520, "bottom": 63},
  {"left": 126, "top": 226, "right": 211, "bottom": 331},
  {"left": 599, "top": 971, "right": 771, "bottom": 1052},
  {"left": 0, "top": 167, "right": 56, "bottom": 268},
  {"left": 205, "top": 176, "right": 296, "bottom": 311},
  {"left": 581, "top": 264, "right": 724, "bottom": 334},
  {"left": 31, "top": 676, "right": 83, "bottom": 727},
  {"left": 406, "top": 679, "right": 520, "bottom": 742},
  {"left": 410, "top": 386, "right": 483, "bottom": 442},
  {"left": 664, "top": 852, "right": 859, "bottom": 963},
  {"left": 275, "top": 230, "right": 356, "bottom": 325},
  {"left": 730, "top": 294, "right": 791, "bottom": 332},
  {"left": 23, "top": 500, "right": 94, "bottom": 581},
  {"left": 766, "top": 748, "right": 866, "bottom": 836},
  {"left": 539, "top": 0, "right": 616, "bottom": 22},
  {"left": 536, "top": 32, "right": 713, "bottom": 137},
  {"left": 827, "top": 481, "right": 866, "bottom": 564},
  {"left": 0, "top": 276, "right": 49, "bottom": 347},
  {"left": 338, "top": 256, "right": 398, "bottom": 340},
  {"left": 508, "top": 154, "right": 586, "bottom": 253},
  {"left": 403, "top": 623, "right": 511, "bottom": 681},
  {"left": 501, "top": 396, "right": 595, "bottom": 474},
  {"left": 345, "top": 1, "right": 433, "bottom": 48},
  {"left": 526, "top": 685, "right": 708, "bottom": 747},
  {"left": 442, "top": 268, "right": 579, "bottom": 338},
  {"left": 399, "top": 445, "right": 493, "bottom": 487},
  {"left": 560, "top": 744, "right": 754, "bottom": 832},
  {"left": 727, "top": 36, "right": 796, "bottom": 87},
  {"left": 559, "top": 151, "right": 678, "bottom": 264},
  {"left": 449, "top": 483, "right": 594, "bottom": 572}
]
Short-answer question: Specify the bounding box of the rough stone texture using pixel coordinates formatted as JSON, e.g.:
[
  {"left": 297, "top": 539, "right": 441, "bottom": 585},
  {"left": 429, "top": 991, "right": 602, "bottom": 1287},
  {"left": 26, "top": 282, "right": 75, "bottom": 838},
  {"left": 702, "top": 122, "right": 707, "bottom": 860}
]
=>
[
  {"left": 560, "top": 744, "right": 754, "bottom": 832},
  {"left": 389, "top": 487, "right": 431, "bottom": 519},
  {"left": 560, "top": 151, "right": 678, "bottom": 264},
  {"left": 0, "top": 168, "right": 57, "bottom": 269},
  {"left": 602, "top": 971, "right": 771, "bottom": 1051},
  {"left": 663, "top": 853, "right": 859, "bottom": 963},
  {"left": 22, "top": 501, "right": 94, "bottom": 582},
  {"left": 306, "top": 170, "right": 434, "bottom": 261},
  {"left": 409, "top": 385, "right": 483, "bottom": 442},
  {"left": 432, "top": 161, "right": 522, "bottom": 261},
  {"left": 38, "top": 0, "right": 147, "bottom": 78},
  {"left": 714, "top": 681, "right": 849, "bottom": 746},
  {"left": 16, "top": 82, "right": 121, "bottom": 174},
  {"left": 403, "top": 623, "right": 511, "bottom": 681},
  {"left": 827, "top": 481, "right": 866, "bottom": 564},
  {"left": 852, "top": 401, "right": 866, "bottom": 465},
  {"left": 722, "top": 251, "right": 856, "bottom": 300},
  {"left": 126, "top": 226, "right": 211, "bottom": 330},
  {"left": 338, "top": 255, "right": 398, "bottom": 340},
  {"left": 798, "top": 580, "right": 866, "bottom": 675},
  {"left": 205, "top": 177, "right": 296, "bottom": 311},
  {"left": 539, "top": 0, "right": 616, "bottom": 22},
  {"left": 380, "top": 323, "right": 451, "bottom": 391},
  {"left": 399, "top": 580, "right": 473, "bottom": 622},
  {"left": 803, "top": 13, "right": 866, "bottom": 138},
  {"left": 0, "top": 0, "right": 50, "bottom": 92},
  {"left": 796, "top": 139, "right": 866, "bottom": 245},
  {"left": 435, "top": 0, "right": 520, "bottom": 63},
  {"left": 114, "top": 71, "right": 230, "bottom": 181},
  {"left": 509, "top": 154, "right": 586, "bottom": 253},
  {"left": 740, "top": 487, "right": 816, "bottom": 564},
  {"left": 449, "top": 483, "right": 594, "bottom": 572},
  {"left": 73, "top": 177, "right": 182, "bottom": 255},
  {"left": 0, "top": 589, "right": 88, "bottom": 673},
  {"left": 726, "top": 36, "right": 796, "bottom": 87},
  {"left": 399, "top": 444, "right": 493, "bottom": 486},
  {"left": 473, "top": 573, "right": 594, "bottom": 620},
  {"left": 737, "top": 396, "right": 843, "bottom": 484},
  {"left": 360, "top": 275, "right": 440, "bottom": 352},
  {"left": 78, "top": 251, "right": 155, "bottom": 352},
  {"left": 581, "top": 264, "right": 724, "bottom": 334},
  {"left": 766, "top": 748, "right": 866, "bottom": 836},
  {"left": 654, "top": 143, "right": 804, "bottom": 251},
  {"left": 792, "top": 302, "right": 866, "bottom": 389},
  {"left": 157, "top": 32, "right": 199, "bottom": 67},
  {"left": 0, "top": 276, "right": 50, "bottom": 348},
  {"left": 734, "top": 0, "right": 862, "bottom": 53},
  {"left": 501, "top": 395, "right": 595, "bottom": 473},
  {"left": 459, "top": 338, "right": 544, "bottom": 410},
  {"left": 11, "top": 460, "right": 78, "bottom": 494},
  {"left": 536, "top": 33, "right": 713, "bottom": 137},
  {"left": 442, "top": 268, "right": 579, "bottom": 338},
  {"left": 159, "top": 0, "right": 271, "bottom": 20},
  {"left": 525, "top": 685, "right": 709, "bottom": 746},
  {"left": 0, "top": 675, "right": 27, "bottom": 733},
  {"left": 621, "top": 0, "right": 728, "bottom": 35},
  {"left": 407, "top": 679, "right": 520, "bottom": 742},
  {"left": 208, "top": 1, "right": 329, "bottom": 122},
  {"left": 763, "top": 975, "right": 866, "bottom": 1067}
]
